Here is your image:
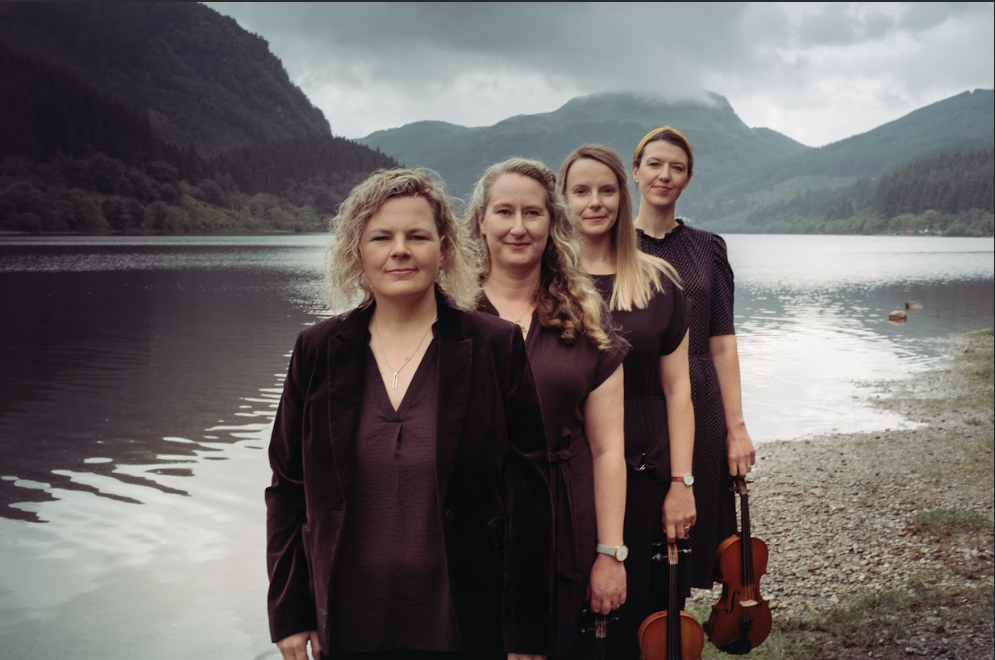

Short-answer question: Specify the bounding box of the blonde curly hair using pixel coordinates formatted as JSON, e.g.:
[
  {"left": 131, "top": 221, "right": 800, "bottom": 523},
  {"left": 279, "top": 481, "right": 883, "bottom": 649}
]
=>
[
  {"left": 325, "top": 168, "right": 481, "bottom": 312},
  {"left": 466, "top": 157, "right": 611, "bottom": 350}
]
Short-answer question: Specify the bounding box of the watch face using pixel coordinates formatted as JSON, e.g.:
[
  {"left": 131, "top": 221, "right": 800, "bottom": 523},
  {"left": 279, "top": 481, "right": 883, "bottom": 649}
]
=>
[
  {"left": 616, "top": 544, "right": 629, "bottom": 561},
  {"left": 683, "top": 473, "right": 694, "bottom": 487}
]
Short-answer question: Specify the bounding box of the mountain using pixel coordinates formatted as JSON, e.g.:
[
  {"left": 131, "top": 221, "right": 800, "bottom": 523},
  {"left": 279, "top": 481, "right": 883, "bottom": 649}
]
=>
[
  {"left": 358, "top": 92, "right": 811, "bottom": 206},
  {"left": 0, "top": 2, "right": 330, "bottom": 155},
  {"left": 709, "top": 89, "right": 995, "bottom": 231},
  {"left": 358, "top": 90, "right": 994, "bottom": 234}
]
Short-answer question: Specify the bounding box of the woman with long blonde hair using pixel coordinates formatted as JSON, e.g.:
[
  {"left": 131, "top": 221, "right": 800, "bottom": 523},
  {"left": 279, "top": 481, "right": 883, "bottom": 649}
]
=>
[
  {"left": 467, "top": 158, "right": 629, "bottom": 659},
  {"left": 560, "top": 144, "right": 695, "bottom": 658}
]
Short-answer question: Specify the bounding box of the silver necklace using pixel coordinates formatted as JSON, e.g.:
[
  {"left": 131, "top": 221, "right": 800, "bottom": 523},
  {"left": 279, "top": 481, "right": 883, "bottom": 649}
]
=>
[
  {"left": 374, "top": 314, "right": 436, "bottom": 389},
  {"left": 511, "top": 301, "right": 534, "bottom": 337}
]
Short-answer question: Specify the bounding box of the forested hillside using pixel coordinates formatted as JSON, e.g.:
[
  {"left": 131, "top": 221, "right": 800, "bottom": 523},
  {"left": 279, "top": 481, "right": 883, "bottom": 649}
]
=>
[
  {"left": 0, "top": 43, "right": 397, "bottom": 234},
  {"left": 710, "top": 89, "right": 995, "bottom": 233},
  {"left": 751, "top": 150, "right": 994, "bottom": 236},
  {"left": 0, "top": 2, "right": 330, "bottom": 155},
  {"left": 875, "top": 151, "right": 994, "bottom": 218}
]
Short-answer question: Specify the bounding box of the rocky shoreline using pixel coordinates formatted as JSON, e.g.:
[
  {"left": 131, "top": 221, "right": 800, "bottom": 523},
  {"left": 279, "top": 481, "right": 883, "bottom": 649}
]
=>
[{"left": 688, "top": 329, "right": 995, "bottom": 657}]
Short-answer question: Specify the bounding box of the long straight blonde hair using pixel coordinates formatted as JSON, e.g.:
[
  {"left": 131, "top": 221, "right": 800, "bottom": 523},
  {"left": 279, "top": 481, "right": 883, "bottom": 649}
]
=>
[{"left": 558, "top": 144, "right": 681, "bottom": 311}]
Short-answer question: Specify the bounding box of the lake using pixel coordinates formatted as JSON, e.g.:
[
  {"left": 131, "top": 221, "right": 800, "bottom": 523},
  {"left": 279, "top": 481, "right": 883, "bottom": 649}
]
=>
[{"left": 0, "top": 233, "right": 992, "bottom": 659}]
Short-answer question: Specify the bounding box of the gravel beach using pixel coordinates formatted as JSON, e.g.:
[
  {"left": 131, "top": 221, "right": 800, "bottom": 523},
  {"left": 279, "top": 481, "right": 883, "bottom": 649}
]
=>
[{"left": 688, "top": 329, "right": 995, "bottom": 658}]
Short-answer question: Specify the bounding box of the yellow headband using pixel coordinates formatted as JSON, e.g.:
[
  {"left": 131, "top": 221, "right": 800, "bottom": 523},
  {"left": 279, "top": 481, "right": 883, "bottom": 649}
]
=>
[{"left": 633, "top": 126, "right": 694, "bottom": 168}]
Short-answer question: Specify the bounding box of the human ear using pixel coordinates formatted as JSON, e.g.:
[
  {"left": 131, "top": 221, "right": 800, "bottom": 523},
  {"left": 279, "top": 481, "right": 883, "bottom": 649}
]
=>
[{"left": 438, "top": 235, "right": 448, "bottom": 270}]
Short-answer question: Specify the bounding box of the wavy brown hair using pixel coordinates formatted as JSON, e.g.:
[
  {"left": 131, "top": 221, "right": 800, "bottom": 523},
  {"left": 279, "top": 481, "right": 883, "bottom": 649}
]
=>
[
  {"left": 326, "top": 168, "right": 481, "bottom": 312},
  {"left": 466, "top": 157, "right": 610, "bottom": 349},
  {"left": 559, "top": 144, "right": 682, "bottom": 312}
]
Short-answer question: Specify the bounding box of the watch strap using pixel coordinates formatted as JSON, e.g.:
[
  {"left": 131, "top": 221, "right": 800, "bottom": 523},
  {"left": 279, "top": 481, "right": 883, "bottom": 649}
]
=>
[{"left": 596, "top": 542, "right": 616, "bottom": 556}]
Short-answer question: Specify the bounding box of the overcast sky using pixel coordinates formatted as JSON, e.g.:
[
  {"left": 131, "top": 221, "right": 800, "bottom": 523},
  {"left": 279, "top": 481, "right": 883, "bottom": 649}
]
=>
[{"left": 205, "top": 2, "right": 994, "bottom": 147}]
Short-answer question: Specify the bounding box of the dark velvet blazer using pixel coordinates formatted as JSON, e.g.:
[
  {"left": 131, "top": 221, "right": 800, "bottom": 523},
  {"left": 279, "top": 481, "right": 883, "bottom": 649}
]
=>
[{"left": 266, "top": 293, "right": 554, "bottom": 656}]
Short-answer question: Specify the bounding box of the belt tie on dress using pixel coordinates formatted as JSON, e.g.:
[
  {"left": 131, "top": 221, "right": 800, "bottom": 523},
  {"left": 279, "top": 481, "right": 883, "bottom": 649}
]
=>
[{"left": 549, "top": 426, "right": 587, "bottom": 580}]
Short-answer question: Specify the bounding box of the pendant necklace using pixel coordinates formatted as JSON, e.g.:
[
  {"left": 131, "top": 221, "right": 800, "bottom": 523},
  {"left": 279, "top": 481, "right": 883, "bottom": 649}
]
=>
[
  {"left": 374, "top": 313, "right": 436, "bottom": 389},
  {"left": 511, "top": 300, "right": 534, "bottom": 337}
]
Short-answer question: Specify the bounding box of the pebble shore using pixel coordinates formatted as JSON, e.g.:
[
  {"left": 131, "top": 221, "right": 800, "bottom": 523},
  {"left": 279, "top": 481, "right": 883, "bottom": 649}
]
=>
[{"left": 687, "top": 331, "right": 995, "bottom": 656}]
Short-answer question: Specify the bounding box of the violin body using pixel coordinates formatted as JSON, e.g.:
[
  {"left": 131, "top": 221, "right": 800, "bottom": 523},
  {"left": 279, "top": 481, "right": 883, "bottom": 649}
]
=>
[
  {"left": 638, "top": 541, "right": 704, "bottom": 660},
  {"left": 706, "top": 476, "right": 772, "bottom": 654},
  {"left": 708, "top": 533, "right": 771, "bottom": 653},
  {"left": 638, "top": 610, "right": 704, "bottom": 660}
]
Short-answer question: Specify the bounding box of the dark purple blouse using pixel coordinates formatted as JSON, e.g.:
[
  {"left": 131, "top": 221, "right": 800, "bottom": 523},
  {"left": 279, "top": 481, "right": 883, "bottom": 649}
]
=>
[{"left": 332, "top": 339, "right": 460, "bottom": 652}]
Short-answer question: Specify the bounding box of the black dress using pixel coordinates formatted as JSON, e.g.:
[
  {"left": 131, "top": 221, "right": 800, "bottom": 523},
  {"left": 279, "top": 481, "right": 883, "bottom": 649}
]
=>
[
  {"left": 637, "top": 221, "right": 739, "bottom": 592},
  {"left": 587, "top": 273, "right": 690, "bottom": 659}
]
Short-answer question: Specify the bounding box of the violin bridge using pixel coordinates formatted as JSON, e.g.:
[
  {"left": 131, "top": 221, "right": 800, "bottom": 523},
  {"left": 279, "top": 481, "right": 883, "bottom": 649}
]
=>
[{"left": 739, "top": 599, "right": 758, "bottom": 608}]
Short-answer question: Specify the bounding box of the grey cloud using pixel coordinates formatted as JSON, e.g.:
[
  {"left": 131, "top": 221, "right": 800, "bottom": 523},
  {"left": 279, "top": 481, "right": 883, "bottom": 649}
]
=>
[
  {"left": 207, "top": 2, "right": 758, "bottom": 100},
  {"left": 204, "top": 1, "right": 994, "bottom": 144},
  {"left": 899, "top": 2, "right": 989, "bottom": 31},
  {"left": 794, "top": 4, "right": 896, "bottom": 47}
]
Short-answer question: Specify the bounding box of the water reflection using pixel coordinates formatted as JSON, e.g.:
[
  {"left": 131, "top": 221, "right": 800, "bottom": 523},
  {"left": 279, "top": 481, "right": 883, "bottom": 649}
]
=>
[
  {"left": 0, "top": 234, "right": 991, "bottom": 659},
  {"left": 725, "top": 235, "right": 995, "bottom": 441}
]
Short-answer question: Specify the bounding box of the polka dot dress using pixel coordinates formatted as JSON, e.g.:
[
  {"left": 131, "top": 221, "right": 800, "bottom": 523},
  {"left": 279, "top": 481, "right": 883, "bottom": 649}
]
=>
[{"left": 638, "top": 221, "right": 738, "bottom": 591}]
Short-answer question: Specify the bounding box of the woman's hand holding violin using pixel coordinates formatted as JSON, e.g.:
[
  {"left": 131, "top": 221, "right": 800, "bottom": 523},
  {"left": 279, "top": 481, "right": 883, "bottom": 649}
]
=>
[
  {"left": 276, "top": 630, "right": 321, "bottom": 660},
  {"left": 587, "top": 553, "right": 627, "bottom": 615},
  {"left": 662, "top": 485, "right": 696, "bottom": 542},
  {"left": 725, "top": 423, "right": 755, "bottom": 478}
]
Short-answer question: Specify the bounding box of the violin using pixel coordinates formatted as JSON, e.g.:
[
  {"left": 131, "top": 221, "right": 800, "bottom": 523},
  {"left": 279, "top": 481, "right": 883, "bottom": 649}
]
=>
[
  {"left": 706, "top": 475, "right": 772, "bottom": 654},
  {"left": 580, "top": 609, "right": 617, "bottom": 659},
  {"left": 637, "top": 540, "right": 705, "bottom": 660}
]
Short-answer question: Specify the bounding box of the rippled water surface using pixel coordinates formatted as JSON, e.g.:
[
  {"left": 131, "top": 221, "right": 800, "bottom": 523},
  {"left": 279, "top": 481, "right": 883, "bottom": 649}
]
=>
[{"left": 0, "top": 233, "right": 992, "bottom": 658}]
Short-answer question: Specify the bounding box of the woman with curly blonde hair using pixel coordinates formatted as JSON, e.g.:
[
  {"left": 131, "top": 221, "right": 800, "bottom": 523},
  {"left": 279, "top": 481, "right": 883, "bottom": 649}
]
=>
[
  {"left": 267, "top": 168, "right": 554, "bottom": 660},
  {"left": 467, "top": 158, "right": 629, "bottom": 659},
  {"left": 326, "top": 168, "right": 481, "bottom": 313}
]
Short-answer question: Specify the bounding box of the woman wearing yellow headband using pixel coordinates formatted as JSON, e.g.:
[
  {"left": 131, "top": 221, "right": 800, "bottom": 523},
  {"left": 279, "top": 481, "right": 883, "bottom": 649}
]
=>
[{"left": 631, "top": 127, "right": 757, "bottom": 603}]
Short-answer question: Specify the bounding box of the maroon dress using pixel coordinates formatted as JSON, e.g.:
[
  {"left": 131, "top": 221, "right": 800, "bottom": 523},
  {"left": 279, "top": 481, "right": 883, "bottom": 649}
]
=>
[
  {"left": 638, "top": 221, "right": 739, "bottom": 592},
  {"left": 478, "top": 296, "right": 628, "bottom": 659}
]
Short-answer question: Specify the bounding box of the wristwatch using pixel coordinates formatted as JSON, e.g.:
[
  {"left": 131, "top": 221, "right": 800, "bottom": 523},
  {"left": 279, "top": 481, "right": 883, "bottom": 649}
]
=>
[
  {"left": 671, "top": 473, "right": 694, "bottom": 487},
  {"left": 595, "top": 543, "right": 629, "bottom": 562}
]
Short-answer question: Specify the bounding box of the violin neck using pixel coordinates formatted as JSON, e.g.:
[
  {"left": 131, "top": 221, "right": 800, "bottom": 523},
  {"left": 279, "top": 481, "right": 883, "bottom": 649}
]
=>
[
  {"left": 668, "top": 544, "right": 683, "bottom": 659},
  {"left": 740, "top": 485, "right": 751, "bottom": 540},
  {"left": 739, "top": 481, "right": 756, "bottom": 591}
]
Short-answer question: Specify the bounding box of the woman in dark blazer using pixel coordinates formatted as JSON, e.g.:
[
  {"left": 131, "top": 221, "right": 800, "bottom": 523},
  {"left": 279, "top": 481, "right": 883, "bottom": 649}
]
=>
[{"left": 266, "top": 168, "right": 554, "bottom": 660}]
